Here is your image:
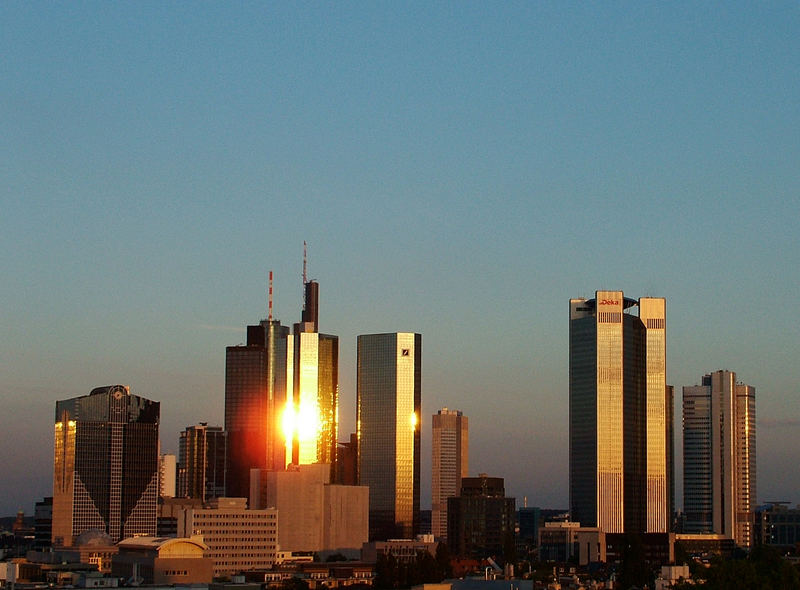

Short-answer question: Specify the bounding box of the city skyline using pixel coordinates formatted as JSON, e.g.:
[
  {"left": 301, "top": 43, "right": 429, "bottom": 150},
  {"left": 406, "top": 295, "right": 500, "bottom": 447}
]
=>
[{"left": 3, "top": 4, "right": 799, "bottom": 517}]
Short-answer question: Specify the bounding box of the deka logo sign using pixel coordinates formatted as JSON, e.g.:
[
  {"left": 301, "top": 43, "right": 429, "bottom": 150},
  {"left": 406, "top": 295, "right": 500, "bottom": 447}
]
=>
[{"left": 599, "top": 299, "right": 620, "bottom": 306}]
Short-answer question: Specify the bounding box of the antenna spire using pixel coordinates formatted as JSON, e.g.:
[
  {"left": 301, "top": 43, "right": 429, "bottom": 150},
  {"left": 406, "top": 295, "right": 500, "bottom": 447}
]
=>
[
  {"left": 303, "top": 241, "right": 307, "bottom": 285},
  {"left": 268, "top": 270, "right": 273, "bottom": 321}
]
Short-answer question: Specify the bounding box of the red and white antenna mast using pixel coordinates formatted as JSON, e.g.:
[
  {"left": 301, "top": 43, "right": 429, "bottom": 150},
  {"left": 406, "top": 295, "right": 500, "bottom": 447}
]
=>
[{"left": 268, "top": 270, "right": 273, "bottom": 321}]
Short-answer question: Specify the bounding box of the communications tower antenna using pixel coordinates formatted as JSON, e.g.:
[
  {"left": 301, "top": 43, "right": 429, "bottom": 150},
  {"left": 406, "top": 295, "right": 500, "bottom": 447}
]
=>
[{"left": 268, "top": 270, "right": 273, "bottom": 321}]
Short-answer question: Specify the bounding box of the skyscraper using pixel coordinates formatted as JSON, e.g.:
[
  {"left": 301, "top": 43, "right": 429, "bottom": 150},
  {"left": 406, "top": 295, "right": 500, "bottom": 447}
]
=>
[
  {"left": 225, "top": 317, "right": 292, "bottom": 499},
  {"left": 683, "top": 370, "right": 756, "bottom": 547},
  {"left": 357, "top": 332, "right": 421, "bottom": 540},
  {"left": 569, "top": 291, "right": 668, "bottom": 534},
  {"left": 432, "top": 408, "right": 468, "bottom": 541},
  {"left": 52, "top": 385, "right": 160, "bottom": 547},
  {"left": 290, "top": 277, "right": 339, "bottom": 472},
  {"left": 291, "top": 321, "right": 339, "bottom": 468},
  {"left": 159, "top": 453, "right": 177, "bottom": 499},
  {"left": 178, "top": 424, "right": 227, "bottom": 502}
]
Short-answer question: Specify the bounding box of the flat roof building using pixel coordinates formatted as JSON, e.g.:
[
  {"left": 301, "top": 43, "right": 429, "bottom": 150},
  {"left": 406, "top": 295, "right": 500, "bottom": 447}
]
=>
[
  {"left": 683, "top": 371, "right": 756, "bottom": 546},
  {"left": 357, "top": 333, "right": 422, "bottom": 540},
  {"left": 432, "top": 408, "right": 468, "bottom": 542},
  {"left": 176, "top": 497, "right": 278, "bottom": 577},
  {"left": 53, "top": 385, "right": 160, "bottom": 547},
  {"left": 569, "top": 292, "right": 670, "bottom": 534}
]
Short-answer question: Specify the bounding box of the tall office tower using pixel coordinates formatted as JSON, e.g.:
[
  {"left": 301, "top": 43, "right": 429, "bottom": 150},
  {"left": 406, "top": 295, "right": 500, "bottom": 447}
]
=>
[
  {"left": 225, "top": 313, "right": 292, "bottom": 499},
  {"left": 52, "top": 385, "right": 160, "bottom": 547},
  {"left": 291, "top": 325, "right": 339, "bottom": 469},
  {"left": 290, "top": 254, "right": 338, "bottom": 471},
  {"left": 159, "top": 453, "right": 177, "bottom": 498},
  {"left": 357, "top": 332, "right": 421, "bottom": 540},
  {"left": 666, "top": 385, "right": 675, "bottom": 528},
  {"left": 431, "top": 408, "right": 468, "bottom": 541},
  {"left": 569, "top": 291, "right": 668, "bottom": 534},
  {"left": 683, "top": 370, "right": 756, "bottom": 547},
  {"left": 178, "top": 424, "right": 227, "bottom": 502}
]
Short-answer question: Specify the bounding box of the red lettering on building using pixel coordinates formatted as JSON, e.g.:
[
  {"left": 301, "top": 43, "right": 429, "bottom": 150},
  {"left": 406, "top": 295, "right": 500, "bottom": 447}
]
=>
[{"left": 599, "top": 299, "right": 620, "bottom": 306}]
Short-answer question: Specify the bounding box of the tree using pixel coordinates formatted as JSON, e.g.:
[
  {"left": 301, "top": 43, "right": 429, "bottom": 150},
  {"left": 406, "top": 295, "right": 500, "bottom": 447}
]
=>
[
  {"left": 617, "top": 533, "right": 653, "bottom": 590},
  {"left": 375, "top": 553, "right": 399, "bottom": 589},
  {"left": 281, "top": 577, "right": 310, "bottom": 590},
  {"left": 435, "top": 542, "right": 454, "bottom": 580}
]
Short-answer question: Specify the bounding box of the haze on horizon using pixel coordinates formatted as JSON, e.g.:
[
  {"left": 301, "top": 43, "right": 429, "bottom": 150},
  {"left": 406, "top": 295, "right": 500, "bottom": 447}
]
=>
[{"left": 2, "top": 3, "right": 799, "bottom": 517}]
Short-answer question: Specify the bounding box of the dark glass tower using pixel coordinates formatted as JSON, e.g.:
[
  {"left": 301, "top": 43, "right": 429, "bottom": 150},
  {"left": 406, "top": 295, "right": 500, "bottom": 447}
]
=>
[
  {"left": 52, "top": 385, "right": 159, "bottom": 547},
  {"left": 357, "top": 332, "right": 421, "bottom": 540},
  {"left": 225, "top": 319, "right": 291, "bottom": 499},
  {"left": 447, "top": 475, "right": 515, "bottom": 558},
  {"left": 178, "top": 423, "right": 227, "bottom": 501}
]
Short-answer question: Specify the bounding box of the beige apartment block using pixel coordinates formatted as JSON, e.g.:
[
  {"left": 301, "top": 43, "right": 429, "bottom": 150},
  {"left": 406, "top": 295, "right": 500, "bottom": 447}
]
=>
[{"left": 176, "top": 497, "right": 277, "bottom": 577}]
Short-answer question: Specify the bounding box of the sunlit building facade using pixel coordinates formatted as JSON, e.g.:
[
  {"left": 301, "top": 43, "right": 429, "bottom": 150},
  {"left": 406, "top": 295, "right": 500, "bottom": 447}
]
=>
[
  {"left": 176, "top": 497, "right": 278, "bottom": 577},
  {"left": 291, "top": 325, "right": 339, "bottom": 470},
  {"left": 432, "top": 408, "right": 468, "bottom": 541},
  {"left": 225, "top": 318, "right": 292, "bottom": 499},
  {"left": 569, "top": 291, "right": 669, "bottom": 534},
  {"left": 52, "top": 385, "right": 160, "bottom": 547},
  {"left": 357, "top": 332, "right": 421, "bottom": 540},
  {"left": 683, "top": 370, "right": 756, "bottom": 547},
  {"left": 178, "top": 424, "right": 227, "bottom": 502}
]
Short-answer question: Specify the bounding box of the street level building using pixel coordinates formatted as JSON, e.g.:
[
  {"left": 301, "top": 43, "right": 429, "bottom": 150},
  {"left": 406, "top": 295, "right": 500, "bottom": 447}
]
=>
[
  {"left": 432, "top": 408, "right": 468, "bottom": 542},
  {"left": 52, "top": 385, "right": 160, "bottom": 547},
  {"left": 112, "top": 536, "right": 213, "bottom": 585},
  {"left": 569, "top": 292, "right": 669, "bottom": 534},
  {"left": 683, "top": 370, "right": 756, "bottom": 546},
  {"left": 176, "top": 497, "right": 277, "bottom": 577},
  {"left": 754, "top": 503, "right": 800, "bottom": 549},
  {"left": 447, "top": 475, "right": 515, "bottom": 558},
  {"left": 357, "top": 332, "right": 422, "bottom": 540}
]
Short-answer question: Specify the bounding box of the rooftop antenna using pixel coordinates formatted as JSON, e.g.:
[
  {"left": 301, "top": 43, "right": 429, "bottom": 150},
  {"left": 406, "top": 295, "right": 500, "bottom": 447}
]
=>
[
  {"left": 268, "top": 270, "right": 273, "bottom": 321},
  {"left": 302, "top": 241, "right": 308, "bottom": 311}
]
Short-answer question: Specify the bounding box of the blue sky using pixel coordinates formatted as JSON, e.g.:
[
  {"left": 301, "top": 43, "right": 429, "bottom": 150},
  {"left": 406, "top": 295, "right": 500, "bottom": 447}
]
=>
[{"left": 2, "top": 3, "right": 799, "bottom": 516}]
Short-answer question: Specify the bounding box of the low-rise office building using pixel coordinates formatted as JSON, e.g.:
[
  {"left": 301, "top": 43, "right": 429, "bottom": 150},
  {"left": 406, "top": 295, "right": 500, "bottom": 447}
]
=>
[
  {"left": 176, "top": 497, "right": 278, "bottom": 576},
  {"left": 362, "top": 535, "right": 438, "bottom": 564},
  {"left": 112, "top": 536, "right": 213, "bottom": 585}
]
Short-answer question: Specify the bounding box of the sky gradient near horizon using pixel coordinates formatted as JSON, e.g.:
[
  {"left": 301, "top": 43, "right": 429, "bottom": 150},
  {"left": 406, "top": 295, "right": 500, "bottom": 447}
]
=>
[{"left": 2, "top": 3, "right": 799, "bottom": 516}]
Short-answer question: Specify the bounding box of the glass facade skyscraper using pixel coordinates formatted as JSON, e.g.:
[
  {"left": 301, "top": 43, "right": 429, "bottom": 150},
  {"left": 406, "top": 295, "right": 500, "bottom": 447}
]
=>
[
  {"left": 52, "top": 385, "right": 159, "bottom": 547},
  {"left": 569, "top": 291, "right": 669, "bottom": 534},
  {"left": 357, "top": 332, "right": 421, "bottom": 540},
  {"left": 225, "top": 318, "right": 292, "bottom": 499},
  {"left": 683, "top": 370, "right": 756, "bottom": 547},
  {"left": 178, "top": 423, "right": 227, "bottom": 501},
  {"left": 291, "top": 327, "right": 339, "bottom": 469},
  {"left": 432, "top": 408, "right": 468, "bottom": 541}
]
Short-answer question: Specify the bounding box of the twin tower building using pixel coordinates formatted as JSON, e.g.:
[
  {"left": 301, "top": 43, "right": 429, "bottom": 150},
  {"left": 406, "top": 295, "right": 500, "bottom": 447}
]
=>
[
  {"left": 225, "top": 273, "right": 421, "bottom": 540},
  {"left": 570, "top": 290, "right": 756, "bottom": 546}
]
